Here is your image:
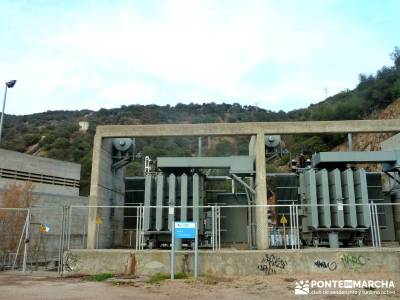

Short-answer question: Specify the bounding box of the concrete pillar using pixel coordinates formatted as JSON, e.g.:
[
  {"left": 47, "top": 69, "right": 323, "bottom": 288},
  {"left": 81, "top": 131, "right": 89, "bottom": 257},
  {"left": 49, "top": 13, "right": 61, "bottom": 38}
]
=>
[
  {"left": 255, "top": 132, "right": 269, "bottom": 249},
  {"left": 87, "top": 133, "right": 102, "bottom": 249},
  {"left": 87, "top": 136, "right": 126, "bottom": 249}
]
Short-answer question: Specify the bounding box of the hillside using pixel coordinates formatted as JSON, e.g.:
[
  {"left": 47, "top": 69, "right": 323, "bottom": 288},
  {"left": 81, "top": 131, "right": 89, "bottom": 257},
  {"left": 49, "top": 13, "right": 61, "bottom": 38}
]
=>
[
  {"left": 1, "top": 47, "right": 399, "bottom": 195},
  {"left": 334, "top": 97, "right": 400, "bottom": 152}
]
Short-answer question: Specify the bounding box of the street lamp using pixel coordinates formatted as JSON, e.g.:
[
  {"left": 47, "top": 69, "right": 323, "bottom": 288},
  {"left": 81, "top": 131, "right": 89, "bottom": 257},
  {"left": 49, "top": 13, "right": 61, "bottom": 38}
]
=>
[{"left": 0, "top": 80, "right": 17, "bottom": 144}]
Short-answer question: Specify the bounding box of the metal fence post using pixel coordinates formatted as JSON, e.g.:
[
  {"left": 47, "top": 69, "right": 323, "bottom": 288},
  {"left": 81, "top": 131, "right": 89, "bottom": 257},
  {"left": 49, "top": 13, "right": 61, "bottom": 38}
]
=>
[
  {"left": 211, "top": 206, "right": 215, "bottom": 251},
  {"left": 22, "top": 208, "right": 31, "bottom": 272},
  {"left": 217, "top": 206, "right": 221, "bottom": 251},
  {"left": 67, "top": 206, "right": 72, "bottom": 250},
  {"left": 57, "top": 206, "right": 66, "bottom": 274},
  {"left": 13, "top": 209, "right": 28, "bottom": 270},
  {"left": 295, "top": 205, "right": 300, "bottom": 249}
]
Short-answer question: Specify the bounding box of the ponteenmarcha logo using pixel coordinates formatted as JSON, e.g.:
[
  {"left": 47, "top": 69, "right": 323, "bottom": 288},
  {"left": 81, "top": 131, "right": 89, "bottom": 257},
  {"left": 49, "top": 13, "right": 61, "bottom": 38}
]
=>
[
  {"left": 295, "top": 280, "right": 310, "bottom": 295},
  {"left": 294, "top": 279, "right": 395, "bottom": 296}
]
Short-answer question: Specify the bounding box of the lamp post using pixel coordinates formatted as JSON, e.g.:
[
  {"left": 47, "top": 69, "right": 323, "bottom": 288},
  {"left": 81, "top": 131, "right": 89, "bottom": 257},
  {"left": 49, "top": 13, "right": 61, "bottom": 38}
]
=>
[{"left": 0, "top": 80, "right": 17, "bottom": 144}]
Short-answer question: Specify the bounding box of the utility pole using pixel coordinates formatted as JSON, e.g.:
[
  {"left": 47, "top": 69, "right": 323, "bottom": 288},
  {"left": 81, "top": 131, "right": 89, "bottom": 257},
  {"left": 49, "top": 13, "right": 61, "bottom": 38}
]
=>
[{"left": 0, "top": 80, "right": 17, "bottom": 144}]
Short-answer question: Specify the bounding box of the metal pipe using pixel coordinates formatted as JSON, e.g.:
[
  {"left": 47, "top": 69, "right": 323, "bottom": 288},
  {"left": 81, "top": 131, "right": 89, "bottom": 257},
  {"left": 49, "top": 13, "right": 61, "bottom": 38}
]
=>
[
  {"left": 372, "top": 203, "right": 378, "bottom": 248},
  {"left": 368, "top": 203, "right": 376, "bottom": 248},
  {"left": 289, "top": 204, "right": 293, "bottom": 250},
  {"left": 218, "top": 206, "right": 221, "bottom": 250},
  {"left": 138, "top": 205, "right": 142, "bottom": 250},
  {"left": 170, "top": 218, "right": 175, "bottom": 279},
  {"left": 293, "top": 204, "right": 296, "bottom": 249},
  {"left": 373, "top": 205, "right": 378, "bottom": 248},
  {"left": 374, "top": 204, "right": 382, "bottom": 248},
  {"left": 140, "top": 206, "right": 143, "bottom": 250},
  {"left": 136, "top": 206, "right": 139, "bottom": 250},
  {"left": 140, "top": 206, "right": 144, "bottom": 250},
  {"left": 231, "top": 174, "right": 255, "bottom": 194},
  {"left": 211, "top": 206, "right": 215, "bottom": 251},
  {"left": 194, "top": 221, "right": 198, "bottom": 278},
  {"left": 296, "top": 205, "right": 300, "bottom": 249}
]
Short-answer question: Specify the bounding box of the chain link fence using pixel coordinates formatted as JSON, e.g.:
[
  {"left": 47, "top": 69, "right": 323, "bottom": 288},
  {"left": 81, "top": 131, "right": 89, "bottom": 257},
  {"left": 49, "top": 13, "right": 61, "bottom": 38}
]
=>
[{"left": 1, "top": 202, "right": 399, "bottom": 274}]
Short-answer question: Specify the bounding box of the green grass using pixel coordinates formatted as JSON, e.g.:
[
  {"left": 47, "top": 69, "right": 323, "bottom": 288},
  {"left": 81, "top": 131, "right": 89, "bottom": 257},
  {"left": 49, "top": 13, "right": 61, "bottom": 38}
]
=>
[
  {"left": 85, "top": 273, "right": 114, "bottom": 282},
  {"left": 175, "top": 272, "right": 189, "bottom": 279},
  {"left": 147, "top": 272, "right": 188, "bottom": 284}
]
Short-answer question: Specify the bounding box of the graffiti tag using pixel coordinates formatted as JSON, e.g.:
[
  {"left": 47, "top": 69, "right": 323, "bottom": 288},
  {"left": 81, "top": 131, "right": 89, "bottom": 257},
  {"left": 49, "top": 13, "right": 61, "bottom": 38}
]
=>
[
  {"left": 314, "top": 260, "right": 337, "bottom": 271},
  {"left": 340, "top": 254, "right": 369, "bottom": 270},
  {"left": 64, "top": 253, "right": 79, "bottom": 272},
  {"left": 257, "top": 254, "right": 287, "bottom": 275}
]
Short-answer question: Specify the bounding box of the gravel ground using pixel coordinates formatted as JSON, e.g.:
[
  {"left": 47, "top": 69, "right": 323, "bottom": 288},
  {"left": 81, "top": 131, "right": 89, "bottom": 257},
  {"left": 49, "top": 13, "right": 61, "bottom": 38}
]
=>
[{"left": 0, "top": 271, "right": 398, "bottom": 300}]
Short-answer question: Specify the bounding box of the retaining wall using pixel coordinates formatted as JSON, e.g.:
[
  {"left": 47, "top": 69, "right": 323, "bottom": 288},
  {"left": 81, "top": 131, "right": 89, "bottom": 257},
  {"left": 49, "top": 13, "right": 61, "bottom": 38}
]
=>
[{"left": 64, "top": 248, "right": 400, "bottom": 276}]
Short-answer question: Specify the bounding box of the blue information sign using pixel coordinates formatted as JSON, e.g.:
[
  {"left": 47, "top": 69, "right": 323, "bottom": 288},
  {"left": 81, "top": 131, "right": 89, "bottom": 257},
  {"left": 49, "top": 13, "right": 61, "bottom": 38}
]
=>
[{"left": 174, "top": 222, "right": 196, "bottom": 239}]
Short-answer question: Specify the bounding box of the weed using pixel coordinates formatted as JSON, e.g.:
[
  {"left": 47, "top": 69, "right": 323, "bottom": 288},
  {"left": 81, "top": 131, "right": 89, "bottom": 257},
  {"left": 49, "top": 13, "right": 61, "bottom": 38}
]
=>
[
  {"left": 147, "top": 272, "right": 188, "bottom": 284},
  {"left": 147, "top": 273, "right": 170, "bottom": 284},
  {"left": 85, "top": 273, "right": 114, "bottom": 282}
]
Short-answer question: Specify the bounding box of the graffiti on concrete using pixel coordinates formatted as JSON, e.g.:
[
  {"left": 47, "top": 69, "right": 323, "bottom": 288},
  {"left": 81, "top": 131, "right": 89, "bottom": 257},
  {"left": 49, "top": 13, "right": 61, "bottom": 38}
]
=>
[
  {"left": 64, "top": 253, "right": 79, "bottom": 272},
  {"left": 257, "top": 254, "right": 287, "bottom": 275},
  {"left": 340, "top": 254, "right": 369, "bottom": 270},
  {"left": 314, "top": 260, "right": 337, "bottom": 271}
]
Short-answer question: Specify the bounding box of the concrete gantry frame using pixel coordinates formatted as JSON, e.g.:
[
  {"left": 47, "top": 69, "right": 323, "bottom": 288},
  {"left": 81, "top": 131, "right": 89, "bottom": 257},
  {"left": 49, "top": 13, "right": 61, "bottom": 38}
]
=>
[{"left": 87, "top": 119, "right": 400, "bottom": 249}]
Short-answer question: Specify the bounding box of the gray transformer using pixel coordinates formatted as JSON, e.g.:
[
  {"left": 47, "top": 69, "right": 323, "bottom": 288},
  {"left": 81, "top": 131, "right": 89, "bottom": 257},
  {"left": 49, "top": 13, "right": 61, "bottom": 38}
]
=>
[
  {"left": 142, "top": 172, "right": 205, "bottom": 247},
  {"left": 272, "top": 149, "right": 400, "bottom": 247},
  {"left": 122, "top": 150, "right": 399, "bottom": 249}
]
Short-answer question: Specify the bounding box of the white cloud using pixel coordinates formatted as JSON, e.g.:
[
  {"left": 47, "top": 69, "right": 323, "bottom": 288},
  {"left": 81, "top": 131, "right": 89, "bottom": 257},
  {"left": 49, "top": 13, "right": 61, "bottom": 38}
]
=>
[{"left": 0, "top": 0, "right": 397, "bottom": 114}]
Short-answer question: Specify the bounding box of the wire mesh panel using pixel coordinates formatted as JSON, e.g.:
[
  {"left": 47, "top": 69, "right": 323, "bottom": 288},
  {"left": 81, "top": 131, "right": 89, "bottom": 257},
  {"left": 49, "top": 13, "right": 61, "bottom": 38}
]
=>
[
  {"left": 28, "top": 207, "right": 65, "bottom": 272},
  {"left": 0, "top": 208, "right": 28, "bottom": 270},
  {"left": 67, "top": 206, "right": 89, "bottom": 250},
  {"left": 0, "top": 207, "right": 66, "bottom": 272}
]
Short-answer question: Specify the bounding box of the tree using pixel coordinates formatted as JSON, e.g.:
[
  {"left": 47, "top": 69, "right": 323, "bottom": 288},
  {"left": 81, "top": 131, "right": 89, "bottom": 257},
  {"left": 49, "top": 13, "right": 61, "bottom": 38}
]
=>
[
  {"left": 390, "top": 46, "right": 400, "bottom": 68},
  {"left": 0, "top": 182, "right": 36, "bottom": 253}
]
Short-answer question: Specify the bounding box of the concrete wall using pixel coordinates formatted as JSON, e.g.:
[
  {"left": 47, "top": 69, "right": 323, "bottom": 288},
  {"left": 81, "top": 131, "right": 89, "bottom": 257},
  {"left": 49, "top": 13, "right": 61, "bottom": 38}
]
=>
[
  {"left": 0, "top": 179, "right": 78, "bottom": 197},
  {"left": 0, "top": 149, "right": 80, "bottom": 180},
  {"left": 0, "top": 149, "right": 80, "bottom": 196},
  {"left": 381, "top": 133, "right": 400, "bottom": 151},
  {"left": 64, "top": 248, "right": 400, "bottom": 276}
]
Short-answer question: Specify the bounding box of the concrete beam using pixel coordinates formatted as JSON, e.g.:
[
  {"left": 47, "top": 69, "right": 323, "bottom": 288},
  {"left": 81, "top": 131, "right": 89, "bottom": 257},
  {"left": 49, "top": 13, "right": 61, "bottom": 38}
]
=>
[
  {"left": 96, "top": 119, "right": 400, "bottom": 137},
  {"left": 88, "top": 120, "right": 400, "bottom": 249}
]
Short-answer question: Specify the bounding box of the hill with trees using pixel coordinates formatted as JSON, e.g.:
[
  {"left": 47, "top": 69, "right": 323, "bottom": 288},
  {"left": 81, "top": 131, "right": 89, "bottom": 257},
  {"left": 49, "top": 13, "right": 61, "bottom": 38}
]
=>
[{"left": 1, "top": 47, "right": 400, "bottom": 195}]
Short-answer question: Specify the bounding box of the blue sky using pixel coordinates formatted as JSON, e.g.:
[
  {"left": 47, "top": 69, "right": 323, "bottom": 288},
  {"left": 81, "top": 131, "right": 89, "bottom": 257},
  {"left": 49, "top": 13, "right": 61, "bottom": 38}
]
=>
[{"left": 0, "top": 0, "right": 399, "bottom": 115}]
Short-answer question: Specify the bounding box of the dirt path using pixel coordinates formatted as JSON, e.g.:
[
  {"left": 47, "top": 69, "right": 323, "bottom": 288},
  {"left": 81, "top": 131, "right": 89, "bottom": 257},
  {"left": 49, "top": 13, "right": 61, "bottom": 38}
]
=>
[{"left": 0, "top": 271, "right": 398, "bottom": 300}]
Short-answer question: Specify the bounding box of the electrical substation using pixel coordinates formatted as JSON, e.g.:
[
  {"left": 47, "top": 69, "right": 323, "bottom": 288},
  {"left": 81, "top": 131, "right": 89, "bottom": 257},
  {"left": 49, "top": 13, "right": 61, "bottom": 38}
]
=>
[{"left": 65, "top": 120, "right": 400, "bottom": 276}]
